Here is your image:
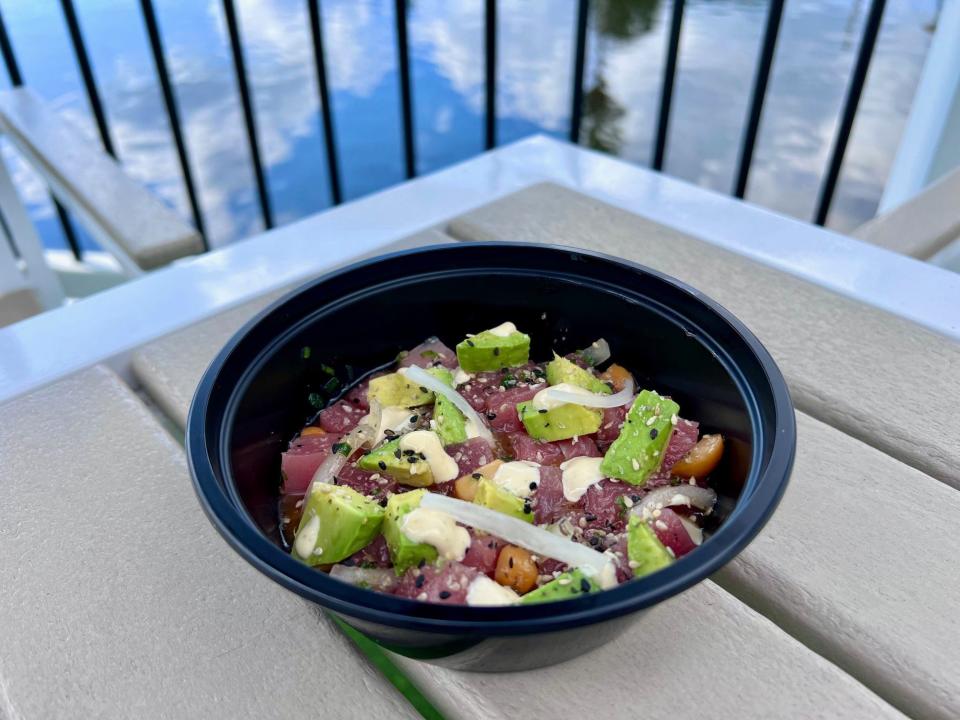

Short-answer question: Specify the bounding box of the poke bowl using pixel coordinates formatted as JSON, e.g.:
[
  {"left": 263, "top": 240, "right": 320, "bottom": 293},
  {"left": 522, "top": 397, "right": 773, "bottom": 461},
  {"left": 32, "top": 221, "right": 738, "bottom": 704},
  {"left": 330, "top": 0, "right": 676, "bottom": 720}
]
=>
[{"left": 186, "top": 242, "right": 795, "bottom": 671}]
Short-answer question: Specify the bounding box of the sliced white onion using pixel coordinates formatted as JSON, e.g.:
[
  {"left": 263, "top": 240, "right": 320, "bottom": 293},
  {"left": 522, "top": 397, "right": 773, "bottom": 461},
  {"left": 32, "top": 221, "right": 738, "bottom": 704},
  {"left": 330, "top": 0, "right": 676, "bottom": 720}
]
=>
[
  {"left": 542, "top": 378, "right": 634, "bottom": 408},
  {"left": 578, "top": 338, "right": 611, "bottom": 366},
  {"left": 404, "top": 366, "right": 494, "bottom": 445},
  {"left": 420, "top": 493, "right": 614, "bottom": 582},
  {"left": 632, "top": 485, "right": 718, "bottom": 521},
  {"left": 329, "top": 565, "right": 399, "bottom": 592},
  {"left": 308, "top": 452, "right": 347, "bottom": 488}
]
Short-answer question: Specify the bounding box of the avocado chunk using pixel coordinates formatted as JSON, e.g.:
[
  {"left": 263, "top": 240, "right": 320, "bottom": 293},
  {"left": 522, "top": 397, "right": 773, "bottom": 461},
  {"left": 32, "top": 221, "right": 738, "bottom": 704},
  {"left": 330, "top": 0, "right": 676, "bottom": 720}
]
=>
[
  {"left": 367, "top": 372, "right": 433, "bottom": 407},
  {"left": 473, "top": 478, "right": 533, "bottom": 523},
  {"left": 456, "top": 324, "right": 530, "bottom": 372},
  {"left": 520, "top": 569, "right": 599, "bottom": 604},
  {"left": 430, "top": 368, "right": 468, "bottom": 445},
  {"left": 291, "top": 483, "right": 385, "bottom": 566},
  {"left": 517, "top": 401, "right": 602, "bottom": 442},
  {"left": 382, "top": 490, "right": 438, "bottom": 574},
  {"left": 545, "top": 355, "right": 611, "bottom": 395},
  {"left": 627, "top": 514, "right": 673, "bottom": 578},
  {"left": 358, "top": 438, "right": 433, "bottom": 487},
  {"left": 599, "top": 389, "right": 679, "bottom": 485}
]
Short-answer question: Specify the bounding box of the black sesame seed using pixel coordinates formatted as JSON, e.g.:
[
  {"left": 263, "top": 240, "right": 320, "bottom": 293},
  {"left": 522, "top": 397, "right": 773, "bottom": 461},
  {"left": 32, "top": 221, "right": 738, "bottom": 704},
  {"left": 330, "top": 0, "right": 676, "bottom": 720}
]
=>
[
  {"left": 466, "top": 340, "right": 475, "bottom": 347},
  {"left": 439, "top": 591, "right": 451, "bottom": 599},
  {"left": 384, "top": 429, "right": 396, "bottom": 438},
  {"left": 649, "top": 428, "right": 659, "bottom": 439},
  {"left": 631, "top": 494, "right": 640, "bottom": 503},
  {"left": 538, "top": 408, "right": 548, "bottom": 414},
  {"left": 487, "top": 542, "right": 495, "bottom": 549},
  {"left": 544, "top": 423, "right": 551, "bottom": 427},
  {"left": 378, "top": 461, "right": 387, "bottom": 471},
  {"left": 343, "top": 558, "right": 356, "bottom": 566},
  {"left": 580, "top": 578, "right": 591, "bottom": 593},
  {"left": 486, "top": 412, "right": 497, "bottom": 420},
  {"left": 529, "top": 481, "right": 537, "bottom": 490},
  {"left": 407, "top": 456, "right": 418, "bottom": 464},
  {"left": 403, "top": 449, "right": 416, "bottom": 456},
  {"left": 378, "top": 498, "right": 388, "bottom": 507},
  {"left": 410, "top": 415, "right": 419, "bottom": 424},
  {"left": 523, "top": 504, "right": 532, "bottom": 514},
  {"left": 415, "top": 574, "right": 425, "bottom": 588},
  {"left": 394, "top": 449, "right": 401, "bottom": 459},
  {"left": 418, "top": 558, "right": 426, "bottom": 568},
  {"left": 472, "top": 473, "right": 482, "bottom": 480},
  {"left": 508, "top": 557, "right": 514, "bottom": 568},
  {"left": 589, "top": 536, "right": 600, "bottom": 546},
  {"left": 418, "top": 452, "right": 427, "bottom": 460},
  {"left": 585, "top": 513, "right": 597, "bottom": 522},
  {"left": 493, "top": 347, "right": 500, "bottom": 356}
]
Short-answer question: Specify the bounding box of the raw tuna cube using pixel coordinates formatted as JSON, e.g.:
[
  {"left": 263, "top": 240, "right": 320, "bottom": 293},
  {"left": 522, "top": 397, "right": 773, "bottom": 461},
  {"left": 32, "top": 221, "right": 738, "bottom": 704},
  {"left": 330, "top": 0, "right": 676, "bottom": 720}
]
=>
[
  {"left": 582, "top": 480, "right": 630, "bottom": 532},
  {"left": 398, "top": 337, "right": 458, "bottom": 369},
  {"left": 596, "top": 405, "right": 629, "bottom": 447},
  {"left": 336, "top": 463, "right": 398, "bottom": 498},
  {"left": 461, "top": 532, "right": 503, "bottom": 577},
  {"left": 532, "top": 465, "right": 574, "bottom": 524},
  {"left": 460, "top": 373, "right": 502, "bottom": 411},
  {"left": 343, "top": 380, "right": 371, "bottom": 412},
  {"left": 447, "top": 437, "right": 496, "bottom": 476},
  {"left": 555, "top": 435, "right": 601, "bottom": 460},
  {"left": 281, "top": 433, "right": 341, "bottom": 493},
  {"left": 509, "top": 432, "right": 565, "bottom": 466},
  {"left": 485, "top": 383, "right": 545, "bottom": 432},
  {"left": 319, "top": 400, "right": 365, "bottom": 434},
  {"left": 652, "top": 507, "right": 698, "bottom": 558},
  {"left": 345, "top": 534, "right": 391, "bottom": 568},
  {"left": 606, "top": 533, "right": 633, "bottom": 582},
  {"left": 394, "top": 562, "right": 479, "bottom": 603}
]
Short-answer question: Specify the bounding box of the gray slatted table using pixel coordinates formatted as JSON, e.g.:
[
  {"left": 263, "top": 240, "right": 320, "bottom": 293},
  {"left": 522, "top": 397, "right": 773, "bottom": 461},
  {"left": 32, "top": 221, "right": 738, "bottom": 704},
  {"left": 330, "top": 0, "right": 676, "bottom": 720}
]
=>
[
  {"left": 125, "top": 211, "right": 960, "bottom": 719},
  {"left": 0, "top": 366, "right": 416, "bottom": 719}
]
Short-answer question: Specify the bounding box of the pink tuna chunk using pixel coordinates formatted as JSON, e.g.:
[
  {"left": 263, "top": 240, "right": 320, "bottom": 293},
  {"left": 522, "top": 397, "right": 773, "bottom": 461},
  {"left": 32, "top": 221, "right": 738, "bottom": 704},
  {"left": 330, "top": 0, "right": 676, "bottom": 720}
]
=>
[
  {"left": 319, "top": 400, "right": 365, "bottom": 434},
  {"left": 447, "top": 437, "right": 496, "bottom": 476},
  {"left": 281, "top": 433, "right": 341, "bottom": 494},
  {"left": 485, "top": 383, "right": 544, "bottom": 432},
  {"left": 398, "top": 337, "right": 458, "bottom": 369},
  {"left": 509, "top": 431, "right": 565, "bottom": 466},
  {"left": 532, "top": 465, "right": 574, "bottom": 524},
  {"left": 394, "top": 562, "right": 480, "bottom": 603},
  {"left": 555, "top": 435, "right": 601, "bottom": 460},
  {"left": 336, "top": 462, "right": 398, "bottom": 498},
  {"left": 461, "top": 532, "right": 503, "bottom": 577},
  {"left": 345, "top": 534, "right": 391, "bottom": 568},
  {"left": 652, "top": 507, "right": 698, "bottom": 558},
  {"left": 597, "top": 404, "right": 629, "bottom": 447}
]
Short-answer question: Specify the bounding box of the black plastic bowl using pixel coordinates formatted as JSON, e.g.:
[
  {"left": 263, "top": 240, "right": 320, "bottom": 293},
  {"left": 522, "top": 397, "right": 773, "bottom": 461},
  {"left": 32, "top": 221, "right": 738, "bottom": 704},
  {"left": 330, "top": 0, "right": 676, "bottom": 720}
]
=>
[{"left": 187, "top": 242, "right": 795, "bottom": 671}]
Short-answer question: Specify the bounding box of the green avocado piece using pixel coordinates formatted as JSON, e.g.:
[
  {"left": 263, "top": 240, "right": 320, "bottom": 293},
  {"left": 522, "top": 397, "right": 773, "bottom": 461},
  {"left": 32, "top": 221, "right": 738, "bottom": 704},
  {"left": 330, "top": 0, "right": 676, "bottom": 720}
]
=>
[
  {"left": 545, "top": 355, "right": 611, "bottom": 395},
  {"left": 627, "top": 514, "right": 673, "bottom": 578},
  {"left": 382, "top": 489, "right": 438, "bottom": 574},
  {"left": 599, "top": 389, "right": 679, "bottom": 485},
  {"left": 358, "top": 438, "right": 434, "bottom": 487},
  {"left": 367, "top": 372, "right": 433, "bottom": 407},
  {"left": 520, "top": 569, "right": 599, "bottom": 604},
  {"left": 291, "top": 483, "right": 384, "bottom": 566},
  {"left": 517, "top": 401, "right": 602, "bottom": 442},
  {"left": 430, "top": 368, "right": 468, "bottom": 445},
  {"left": 473, "top": 478, "right": 533, "bottom": 523},
  {"left": 456, "top": 326, "right": 530, "bottom": 372}
]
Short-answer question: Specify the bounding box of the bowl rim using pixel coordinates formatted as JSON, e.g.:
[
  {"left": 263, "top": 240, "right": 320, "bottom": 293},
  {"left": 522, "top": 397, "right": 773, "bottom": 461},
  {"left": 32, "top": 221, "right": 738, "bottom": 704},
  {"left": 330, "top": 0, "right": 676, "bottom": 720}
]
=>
[{"left": 186, "top": 241, "right": 796, "bottom": 635}]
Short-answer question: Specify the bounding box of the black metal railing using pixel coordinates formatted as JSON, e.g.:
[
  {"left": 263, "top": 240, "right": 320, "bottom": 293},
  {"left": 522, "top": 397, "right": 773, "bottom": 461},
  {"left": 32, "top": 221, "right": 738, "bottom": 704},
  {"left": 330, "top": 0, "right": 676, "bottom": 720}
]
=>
[{"left": 0, "top": 0, "right": 889, "bottom": 263}]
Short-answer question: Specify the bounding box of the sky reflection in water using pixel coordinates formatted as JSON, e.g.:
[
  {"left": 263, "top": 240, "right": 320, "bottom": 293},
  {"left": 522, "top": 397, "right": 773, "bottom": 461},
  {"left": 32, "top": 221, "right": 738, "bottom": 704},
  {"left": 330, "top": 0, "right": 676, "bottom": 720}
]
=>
[{"left": 0, "top": 0, "right": 937, "bottom": 253}]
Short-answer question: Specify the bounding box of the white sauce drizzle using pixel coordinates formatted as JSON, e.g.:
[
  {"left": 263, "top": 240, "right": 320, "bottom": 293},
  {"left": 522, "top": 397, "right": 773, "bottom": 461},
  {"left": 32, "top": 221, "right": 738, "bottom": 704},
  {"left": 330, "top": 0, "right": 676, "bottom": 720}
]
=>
[
  {"left": 398, "top": 430, "right": 459, "bottom": 483},
  {"left": 492, "top": 461, "right": 541, "bottom": 498},
  {"left": 293, "top": 514, "right": 320, "bottom": 559},
  {"left": 371, "top": 405, "right": 418, "bottom": 444},
  {"left": 486, "top": 321, "right": 518, "bottom": 337},
  {"left": 466, "top": 575, "right": 521, "bottom": 606},
  {"left": 400, "top": 507, "right": 471, "bottom": 561},
  {"left": 532, "top": 383, "right": 596, "bottom": 411},
  {"left": 560, "top": 456, "right": 605, "bottom": 502}
]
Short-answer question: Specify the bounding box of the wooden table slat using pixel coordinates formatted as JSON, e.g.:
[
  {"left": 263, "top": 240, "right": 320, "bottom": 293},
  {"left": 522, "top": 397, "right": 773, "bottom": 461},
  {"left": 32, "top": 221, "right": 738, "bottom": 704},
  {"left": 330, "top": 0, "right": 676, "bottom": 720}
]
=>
[{"left": 0, "top": 366, "right": 416, "bottom": 719}]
